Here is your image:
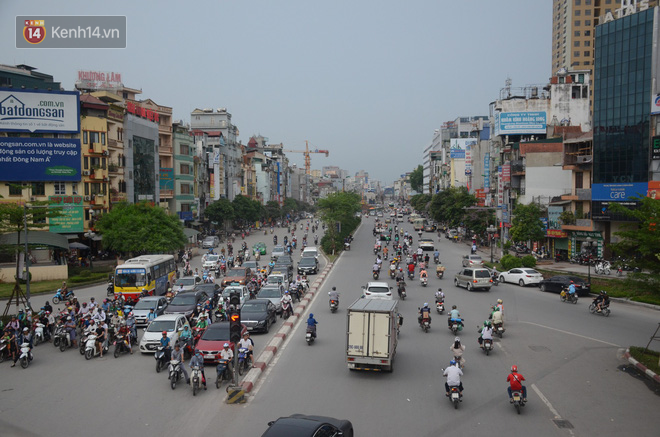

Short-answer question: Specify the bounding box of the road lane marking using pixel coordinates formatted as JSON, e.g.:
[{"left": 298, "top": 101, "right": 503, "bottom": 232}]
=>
[
  {"left": 531, "top": 384, "right": 576, "bottom": 436},
  {"left": 520, "top": 321, "right": 620, "bottom": 347}
]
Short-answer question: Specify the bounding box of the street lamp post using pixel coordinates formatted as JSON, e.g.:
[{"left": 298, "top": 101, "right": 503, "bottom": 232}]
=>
[
  {"left": 487, "top": 225, "right": 497, "bottom": 263},
  {"left": 585, "top": 236, "right": 593, "bottom": 286}
]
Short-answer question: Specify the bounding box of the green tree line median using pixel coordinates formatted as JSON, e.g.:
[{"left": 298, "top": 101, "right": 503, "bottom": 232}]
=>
[{"left": 317, "top": 191, "right": 361, "bottom": 255}]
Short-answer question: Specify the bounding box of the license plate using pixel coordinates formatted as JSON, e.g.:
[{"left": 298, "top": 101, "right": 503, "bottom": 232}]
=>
[
  {"left": 204, "top": 354, "right": 215, "bottom": 359},
  {"left": 513, "top": 394, "right": 521, "bottom": 401},
  {"left": 247, "top": 327, "right": 254, "bottom": 331}
]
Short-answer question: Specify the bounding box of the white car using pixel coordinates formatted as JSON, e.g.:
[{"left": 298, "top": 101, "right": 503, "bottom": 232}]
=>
[
  {"left": 221, "top": 285, "right": 250, "bottom": 305},
  {"left": 499, "top": 268, "right": 544, "bottom": 287},
  {"left": 361, "top": 281, "right": 393, "bottom": 299},
  {"left": 462, "top": 254, "right": 483, "bottom": 267},
  {"left": 203, "top": 254, "right": 221, "bottom": 271},
  {"left": 138, "top": 314, "right": 190, "bottom": 353},
  {"left": 202, "top": 236, "right": 219, "bottom": 249}
]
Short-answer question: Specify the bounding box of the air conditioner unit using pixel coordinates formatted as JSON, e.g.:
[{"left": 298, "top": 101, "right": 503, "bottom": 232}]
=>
[
  {"left": 96, "top": 193, "right": 104, "bottom": 197},
  {"left": 83, "top": 170, "right": 90, "bottom": 176},
  {"left": 576, "top": 155, "right": 592, "bottom": 164},
  {"left": 30, "top": 196, "right": 37, "bottom": 201},
  {"left": 102, "top": 151, "right": 108, "bottom": 156},
  {"left": 84, "top": 195, "right": 91, "bottom": 201}
]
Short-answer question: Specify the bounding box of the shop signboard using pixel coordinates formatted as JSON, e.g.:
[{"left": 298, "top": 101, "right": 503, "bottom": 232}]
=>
[{"left": 48, "top": 195, "right": 84, "bottom": 233}]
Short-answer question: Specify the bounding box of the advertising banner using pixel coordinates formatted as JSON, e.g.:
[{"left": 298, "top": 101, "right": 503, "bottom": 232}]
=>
[
  {"left": 494, "top": 111, "right": 546, "bottom": 136},
  {"left": 159, "top": 167, "right": 173, "bottom": 190},
  {"left": 497, "top": 166, "right": 503, "bottom": 206},
  {"left": 591, "top": 182, "right": 648, "bottom": 201},
  {"left": 547, "top": 206, "right": 563, "bottom": 230},
  {"left": 502, "top": 161, "right": 511, "bottom": 183},
  {"left": 48, "top": 195, "right": 84, "bottom": 233},
  {"left": 465, "top": 145, "right": 472, "bottom": 175},
  {"left": 484, "top": 152, "right": 490, "bottom": 189},
  {"left": 547, "top": 229, "right": 568, "bottom": 238},
  {"left": 0, "top": 137, "right": 80, "bottom": 181},
  {"left": 449, "top": 138, "right": 476, "bottom": 159},
  {"left": 649, "top": 181, "right": 660, "bottom": 199},
  {"left": 0, "top": 89, "right": 80, "bottom": 133}
]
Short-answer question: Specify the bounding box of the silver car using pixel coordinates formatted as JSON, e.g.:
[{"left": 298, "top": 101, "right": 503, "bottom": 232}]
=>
[
  {"left": 132, "top": 296, "right": 168, "bottom": 326},
  {"left": 202, "top": 236, "right": 219, "bottom": 249},
  {"left": 173, "top": 277, "right": 199, "bottom": 293},
  {"left": 256, "top": 285, "right": 284, "bottom": 314}
]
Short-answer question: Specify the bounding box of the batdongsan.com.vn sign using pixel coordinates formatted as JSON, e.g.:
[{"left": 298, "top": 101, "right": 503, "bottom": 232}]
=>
[
  {"left": 494, "top": 111, "right": 547, "bottom": 136},
  {"left": 0, "top": 137, "right": 81, "bottom": 181},
  {"left": 0, "top": 89, "right": 80, "bottom": 133}
]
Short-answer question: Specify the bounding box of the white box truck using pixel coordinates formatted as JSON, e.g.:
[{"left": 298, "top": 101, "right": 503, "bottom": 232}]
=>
[{"left": 346, "top": 298, "right": 399, "bottom": 372}]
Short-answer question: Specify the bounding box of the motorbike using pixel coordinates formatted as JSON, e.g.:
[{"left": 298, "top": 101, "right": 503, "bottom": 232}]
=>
[
  {"left": 237, "top": 347, "right": 250, "bottom": 375},
  {"left": 372, "top": 270, "right": 380, "bottom": 280},
  {"left": 19, "top": 342, "right": 33, "bottom": 369},
  {"left": 33, "top": 323, "right": 45, "bottom": 346},
  {"left": 434, "top": 255, "right": 439, "bottom": 264},
  {"left": 436, "top": 265, "right": 445, "bottom": 279},
  {"left": 216, "top": 359, "right": 231, "bottom": 388},
  {"left": 397, "top": 281, "right": 407, "bottom": 300},
  {"left": 0, "top": 338, "right": 9, "bottom": 363},
  {"left": 190, "top": 365, "right": 204, "bottom": 396},
  {"left": 155, "top": 346, "right": 168, "bottom": 372},
  {"left": 511, "top": 390, "right": 526, "bottom": 414},
  {"left": 493, "top": 322, "right": 505, "bottom": 338},
  {"left": 329, "top": 299, "right": 339, "bottom": 313},
  {"left": 344, "top": 242, "right": 351, "bottom": 251},
  {"left": 420, "top": 275, "right": 428, "bottom": 287},
  {"left": 107, "top": 280, "right": 114, "bottom": 297},
  {"left": 113, "top": 334, "right": 131, "bottom": 358},
  {"left": 560, "top": 288, "right": 578, "bottom": 304},
  {"left": 281, "top": 301, "right": 293, "bottom": 320},
  {"left": 419, "top": 313, "right": 431, "bottom": 333},
  {"left": 449, "top": 319, "right": 462, "bottom": 335},
  {"left": 436, "top": 301, "right": 445, "bottom": 314},
  {"left": 84, "top": 334, "right": 108, "bottom": 360},
  {"left": 448, "top": 385, "right": 462, "bottom": 409},
  {"left": 491, "top": 274, "right": 499, "bottom": 286},
  {"left": 589, "top": 301, "right": 611, "bottom": 317},
  {"left": 306, "top": 325, "right": 316, "bottom": 345},
  {"left": 389, "top": 268, "right": 396, "bottom": 279},
  {"left": 169, "top": 359, "right": 184, "bottom": 390},
  {"left": 482, "top": 338, "right": 493, "bottom": 355},
  {"left": 57, "top": 328, "right": 74, "bottom": 352},
  {"left": 52, "top": 288, "right": 75, "bottom": 305},
  {"left": 407, "top": 270, "right": 414, "bottom": 280}
]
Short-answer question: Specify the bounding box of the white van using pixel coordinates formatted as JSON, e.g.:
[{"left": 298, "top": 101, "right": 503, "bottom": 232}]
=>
[
  {"left": 301, "top": 246, "right": 319, "bottom": 260},
  {"left": 267, "top": 272, "right": 289, "bottom": 291}
]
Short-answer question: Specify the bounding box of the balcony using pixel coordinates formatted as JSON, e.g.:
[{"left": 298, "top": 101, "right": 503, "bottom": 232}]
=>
[
  {"left": 576, "top": 188, "right": 591, "bottom": 201},
  {"left": 159, "top": 146, "right": 173, "bottom": 154},
  {"left": 108, "top": 139, "right": 118, "bottom": 148},
  {"left": 160, "top": 189, "right": 174, "bottom": 198},
  {"left": 561, "top": 219, "right": 594, "bottom": 232}
]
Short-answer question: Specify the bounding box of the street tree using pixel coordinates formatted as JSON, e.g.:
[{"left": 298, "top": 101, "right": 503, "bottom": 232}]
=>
[
  {"left": 204, "top": 198, "right": 234, "bottom": 229},
  {"left": 410, "top": 194, "right": 432, "bottom": 213},
  {"left": 510, "top": 202, "right": 546, "bottom": 243},
  {"left": 263, "top": 201, "right": 281, "bottom": 222},
  {"left": 429, "top": 187, "right": 476, "bottom": 228},
  {"left": 95, "top": 202, "right": 186, "bottom": 254},
  {"left": 231, "top": 195, "right": 261, "bottom": 225},
  {"left": 317, "top": 191, "right": 361, "bottom": 253},
  {"left": 409, "top": 165, "right": 423, "bottom": 193}
]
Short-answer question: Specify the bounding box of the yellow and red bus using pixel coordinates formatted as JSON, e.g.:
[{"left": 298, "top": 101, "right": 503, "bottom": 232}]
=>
[{"left": 112, "top": 255, "right": 176, "bottom": 303}]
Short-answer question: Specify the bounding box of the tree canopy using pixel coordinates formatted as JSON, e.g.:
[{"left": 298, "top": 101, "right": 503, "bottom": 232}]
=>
[
  {"left": 429, "top": 187, "right": 476, "bottom": 227},
  {"left": 317, "top": 191, "right": 361, "bottom": 254},
  {"left": 204, "top": 198, "right": 234, "bottom": 228},
  {"left": 410, "top": 194, "right": 432, "bottom": 213},
  {"left": 509, "top": 202, "right": 546, "bottom": 243},
  {"left": 95, "top": 203, "right": 186, "bottom": 254},
  {"left": 409, "top": 165, "right": 423, "bottom": 193},
  {"left": 231, "top": 195, "right": 262, "bottom": 224}
]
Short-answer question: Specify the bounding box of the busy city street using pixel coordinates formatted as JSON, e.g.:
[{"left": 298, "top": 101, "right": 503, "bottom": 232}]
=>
[{"left": 2, "top": 216, "right": 658, "bottom": 437}]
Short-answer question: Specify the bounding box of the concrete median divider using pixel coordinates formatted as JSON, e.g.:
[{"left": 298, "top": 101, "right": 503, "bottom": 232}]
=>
[{"left": 239, "top": 261, "right": 334, "bottom": 395}]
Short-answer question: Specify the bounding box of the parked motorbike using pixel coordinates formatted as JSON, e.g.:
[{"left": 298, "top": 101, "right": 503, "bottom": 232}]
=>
[
  {"left": 155, "top": 346, "right": 168, "bottom": 372},
  {"left": 51, "top": 288, "right": 75, "bottom": 305},
  {"left": 560, "top": 288, "right": 578, "bottom": 304},
  {"left": 190, "top": 365, "right": 204, "bottom": 396},
  {"left": 19, "top": 342, "right": 33, "bottom": 369},
  {"left": 511, "top": 390, "right": 526, "bottom": 414},
  {"left": 113, "top": 334, "right": 131, "bottom": 358},
  {"left": 169, "top": 359, "right": 184, "bottom": 390},
  {"left": 216, "top": 359, "right": 231, "bottom": 388},
  {"left": 482, "top": 338, "right": 493, "bottom": 355},
  {"left": 237, "top": 347, "right": 250, "bottom": 375},
  {"left": 589, "top": 302, "right": 611, "bottom": 317},
  {"left": 306, "top": 325, "right": 316, "bottom": 345}
]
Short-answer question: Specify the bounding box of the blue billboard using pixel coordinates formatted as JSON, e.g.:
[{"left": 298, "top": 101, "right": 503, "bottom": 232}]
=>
[
  {"left": 591, "top": 182, "right": 648, "bottom": 201},
  {"left": 0, "top": 137, "right": 81, "bottom": 181},
  {"left": 494, "top": 111, "right": 547, "bottom": 135}
]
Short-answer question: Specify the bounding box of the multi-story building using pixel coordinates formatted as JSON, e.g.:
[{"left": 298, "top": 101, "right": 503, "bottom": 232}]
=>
[
  {"left": 172, "top": 121, "right": 196, "bottom": 221},
  {"left": 0, "top": 63, "right": 62, "bottom": 89}
]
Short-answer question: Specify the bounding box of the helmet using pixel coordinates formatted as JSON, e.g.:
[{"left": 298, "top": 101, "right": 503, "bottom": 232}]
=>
[
  {"left": 162, "top": 331, "right": 167, "bottom": 335},
  {"left": 511, "top": 365, "right": 518, "bottom": 372},
  {"left": 454, "top": 337, "right": 461, "bottom": 342},
  {"left": 67, "top": 316, "right": 72, "bottom": 321},
  {"left": 497, "top": 299, "right": 502, "bottom": 304},
  {"left": 452, "top": 305, "right": 457, "bottom": 309},
  {"left": 195, "top": 349, "right": 201, "bottom": 355},
  {"left": 602, "top": 290, "right": 607, "bottom": 295},
  {"left": 438, "top": 288, "right": 442, "bottom": 292},
  {"left": 309, "top": 313, "right": 314, "bottom": 318},
  {"left": 223, "top": 343, "right": 229, "bottom": 348},
  {"left": 332, "top": 287, "right": 336, "bottom": 291},
  {"left": 423, "top": 303, "right": 429, "bottom": 308},
  {"left": 450, "top": 359, "right": 457, "bottom": 366},
  {"left": 67, "top": 306, "right": 73, "bottom": 310},
  {"left": 23, "top": 327, "right": 28, "bottom": 332}
]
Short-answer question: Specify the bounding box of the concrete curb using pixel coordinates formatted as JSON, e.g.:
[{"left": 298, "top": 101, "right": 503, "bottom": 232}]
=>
[
  {"left": 240, "top": 259, "right": 335, "bottom": 394},
  {"left": 605, "top": 297, "right": 660, "bottom": 311},
  {"left": 624, "top": 348, "right": 660, "bottom": 384}
]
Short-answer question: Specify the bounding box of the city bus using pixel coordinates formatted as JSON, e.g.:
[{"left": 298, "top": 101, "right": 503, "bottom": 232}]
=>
[{"left": 113, "top": 254, "right": 177, "bottom": 303}]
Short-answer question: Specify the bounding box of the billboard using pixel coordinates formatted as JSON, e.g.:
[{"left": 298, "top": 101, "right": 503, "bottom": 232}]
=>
[
  {"left": 483, "top": 152, "right": 490, "bottom": 189},
  {"left": 494, "top": 111, "right": 546, "bottom": 136},
  {"left": 591, "top": 182, "right": 648, "bottom": 201},
  {"left": 449, "top": 138, "right": 476, "bottom": 159},
  {"left": 159, "top": 167, "right": 174, "bottom": 190},
  {"left": 0, "top": 88, "right": 80, "bottom": 133},
  {"left": 0, "top": 137, "right": 81, "bottom": 181},
  {"left": 49, "top": 195, "right": 84, "bottom": 233}
]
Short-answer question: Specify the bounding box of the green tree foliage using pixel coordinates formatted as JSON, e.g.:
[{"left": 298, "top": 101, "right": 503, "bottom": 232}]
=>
[
  {"left": 410, "top": 194, "right": 432, "bottom": 213},
  {"left": 500, "top": 254, "right": 523, "bottom": 270},
  {"left": 204, "top": 198, "right": 234, "bottom": 228},
  {"left": 409, "top": 165, "right": 424, "bottom": 193},
  {"left": 521, "top": 255, "right": 537, "bottom": 268},
  {"left": 231, "top": 195, "right": 262, "bottom": 225},
  {"left": 263, "top": 201, "right": 281, "bottom": 221},
  {"left": 609, "top": 197, "right": 660, "bottom": 289},
  {"left": 510, "top": 203, "right": 546, "bottom": 243},
  {"left": 464, "top": 208, "right": 495, "bottom": 237},
  {"left": 429, "top": 187, "right": 477, "bottom": 227},
  {"left": 317, "top": 192, "right": 361, "bottom": 253},
  {"left": 95, "top": 203, "right": 186, "bottom": 254}
]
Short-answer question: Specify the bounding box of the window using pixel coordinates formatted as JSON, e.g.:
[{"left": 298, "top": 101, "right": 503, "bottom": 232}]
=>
[
  {"left": 85, "top": 183, "right": 89, "bottom": 196},
  {"left": 181, "top": 184, "right": 190, "bottom": 194},
  {"left": 575, "top": 20, "right": 581, "bottom": 26},
  {"left": 181, "top": 164, "right": 190, "bottom": 175},
  {"left": 101, "top": 132, "right": 106, "bottom": 145},
  {"left": 585, "top": 9, "right": 591, "bottom": 16},
  {"left": 72, "top": 183, "right": 78, "bottom": 195},
  {"left": 83, "top": 131, "right": 88, "bottom": 144},
  {"left": 31, "top": 182, "right": 45, "bottom": 196},
  {"left": 585, "top": 40, "right": 590, "bottom": 47},
  {"left": 84, "top": 157, "right": 89, "bottom": 170},
  {"left": 574, "top": 41, "right": 581, "bottom": 47},
  {"left": 585, "top": 0, "right": 591, "bottom": 4},
  {"left": 8, "top": 184, "right": 23, "bottom": 196},
  {"left": 54, "top": 182, "right": 66, "bottom": 195},
  {"left": 575, "top": 0, "right": 581, "bottom": 4},
  {"left": 585, "top": 20, "right": 591, "bottom": 26},
  {"left": 181, "top": 204, "right": 191, "bottom": 212},
  {"left": 585, "top": 30, "right": 591, "bottom": 36},
  {"left": 584, "top": 50, "right": 590, "bottom": 56},
  {"left": 180, "top": 144, "right": 190, "bottom": 155},
  {"left": 575, "top": 10, "right": 581, "bottom": 16},
  {"left": 90, "top": 132, "right": 100, "bottom": 144},
  {"left": 576, "top": 172, "right": 584, "bottom": 189},
  {"left": 574, "top": 50, "right": 580, "bottom": 57},
  {"left": 605, "top": 0, "right": 611, "bottom": 4},
  {"left": 574, "top": 30, "right": 581, "bottom": 37}
]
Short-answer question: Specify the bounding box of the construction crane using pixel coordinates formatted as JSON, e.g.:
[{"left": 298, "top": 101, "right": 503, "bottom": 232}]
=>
[{"left": 283, "top": 140, "right": 329, "bottom": 175}]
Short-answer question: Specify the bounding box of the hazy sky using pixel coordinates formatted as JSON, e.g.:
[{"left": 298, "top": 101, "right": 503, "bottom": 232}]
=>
[{"left": 1, "top": 0, "right": 551, "bottom": 185}]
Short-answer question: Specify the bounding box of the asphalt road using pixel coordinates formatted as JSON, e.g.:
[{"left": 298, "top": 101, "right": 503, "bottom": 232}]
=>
[
  {"left": 0, "top": 222, "right": 326, "bottom": 437},
  {"left": 202, "top": 215, "right": 660, "bottom": 437}
]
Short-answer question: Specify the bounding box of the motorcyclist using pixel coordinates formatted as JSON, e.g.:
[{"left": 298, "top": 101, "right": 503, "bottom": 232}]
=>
[
  {"left": 160, "top": 331, "right": 172, "bottom": 362},
  {"left": 328, "top": 287, "right": 340, "bottom": 305},
  {"left": 407, "top": 262, "right": 415, "bottom": 279},
  {"left": 478, "top": 321, "right": 493, "bottom": 348},
  {"left": 491, "top": 307, "right": 503, "bottom": 327},
  {"left": 307, "top": 313, "right": 318, "bottom": 338},
  {"left": 418, "top": 303, "right": 432, "bottom": 326},
  {"left": 95, "top": 320, "right": 107, "bottom": 358},
  {"left": 170, "top": 343, "right": 189, "bottom": 384},
  {"left": 238, "top": 332, "right": 254, "bottom": 366},
  {"left": 12, "top": 327, "right": 33, "bottom": 367},
  {"left": 190, "top": 349, "right": 208, "bottom": 390},
  {"left": 433, "top": 250, "right": 440, "bottom": 263},
  {"left": 117, "top": 322, "right": 133, "bottom": 354},
  {"left": 507, "top": 365, "right": 527, "bottom": 403},
  {"left": 372, "top": 262, "right": 380, "bottom": 275},
  {"left": 443, "top": 359, "right": 464, "bottom": 397},
  {"left": 126, "top": 312, "right": 137, "bottom": 339},
  {"left": 420, "top": 268, "right": 428, "bottom": 282},
  {"left": 494, "top": 299, "right": 503, "bottom": 314},
  {"left": 281, "top": 291, "right": 293, "bottom": 317},
  {"left": 146, "top": 308, "right": 157, "bottom": 324},
  {"left": 567, "top": 281, "right": 576, "bottom": 296},
  {"left": 448, "top": 305, "right": 463, "bottom": 329},
  {"left": 218, "top": 344, "right": 234, "bottom": 383},
  {"left": 424, "top": 253, "right": 430, "bottom": 266},
  {"left": 179, "top": 324, "right": 193, "bottom": 350},
  {"left": 64, "top": 316, "right": 77, "bottom": 348},
  {"left": 43, "top": 300, "right": 53, "bottom": 314},
  {"left": 594, "top": 290, "right": 610, "bottom": 312},
  {"left": 196, "top": 314, "right": 209, "bottom": 330},
  {"left": 450, "top": 337, "right": 466, "bottom": 367},
  {"left": 435, "top": 288, "right": 445, "bottom": 303},
  {"left": 395, "top": 268, "right": 405, "bottom": 283}
]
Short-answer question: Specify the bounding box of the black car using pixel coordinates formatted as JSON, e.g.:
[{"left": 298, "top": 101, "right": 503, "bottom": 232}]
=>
[
  {"left": 240, "top": 299, "right": 277, "bottom": 333},
  {"left": 261, "top": 414, "right": 354, "bottom": 437},
  {"left": 538, "top": 275, "right": 591, "bottom": 296},
  {"left": 193, "top": 283, "right": 221, "bottom": 306},
  {"left": 274, "top": 256, "right": 294, "bottom": 279},
  {"left": 297, "top": 257, "right": 318, "bottom": 275},
  {"left": 163, "top": 290, "right": 210, "bottom": 319},
  {"left": 243, "top": 260, "right": 260, "bottom": 272}
]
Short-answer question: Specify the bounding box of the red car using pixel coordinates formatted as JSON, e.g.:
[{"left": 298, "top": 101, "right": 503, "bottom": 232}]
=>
[{"left": 195, "top": 321, "right": 247, "bottom": 363}]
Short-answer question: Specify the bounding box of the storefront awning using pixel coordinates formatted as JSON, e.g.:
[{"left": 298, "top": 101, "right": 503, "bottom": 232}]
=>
[
  {"left": 183, "top": 228, "right": 200, "bottom": 238},
  {"left": 0, "top": 231, "right": 70, "bottom": 250}
]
